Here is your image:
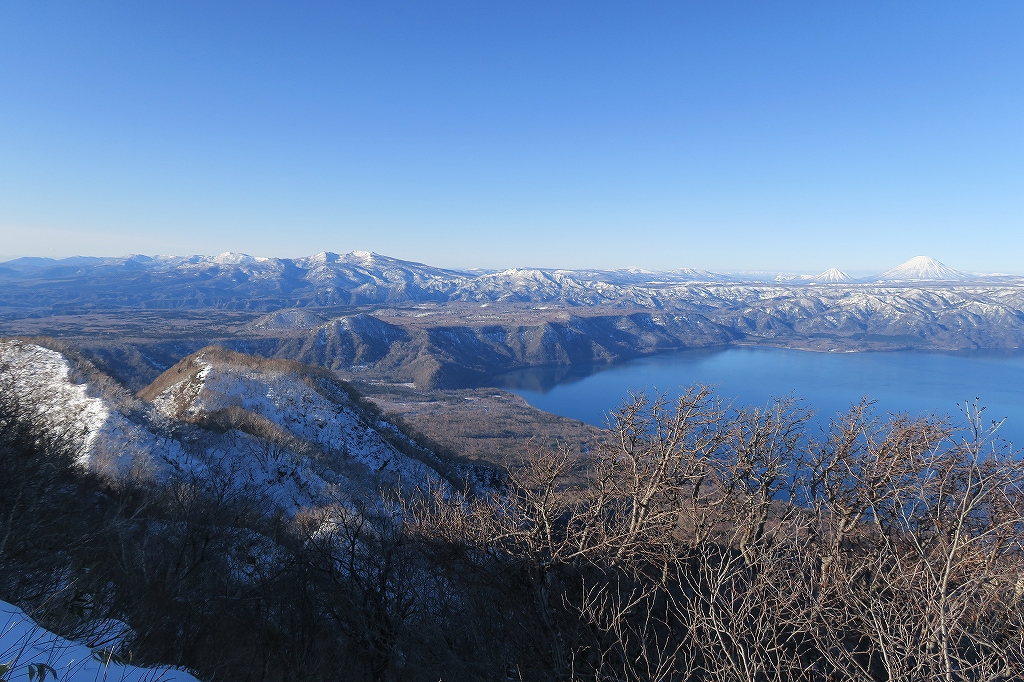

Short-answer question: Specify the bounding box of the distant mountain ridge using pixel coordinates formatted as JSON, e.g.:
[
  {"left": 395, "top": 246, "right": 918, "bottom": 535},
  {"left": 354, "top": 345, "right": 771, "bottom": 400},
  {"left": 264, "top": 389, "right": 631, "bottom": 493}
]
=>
[
  {"left": 0, "top": 251, "right": 1014, "bottom": 314},
  {"left": 8, "top": 251, "right": 1024, "bottom": 377}
]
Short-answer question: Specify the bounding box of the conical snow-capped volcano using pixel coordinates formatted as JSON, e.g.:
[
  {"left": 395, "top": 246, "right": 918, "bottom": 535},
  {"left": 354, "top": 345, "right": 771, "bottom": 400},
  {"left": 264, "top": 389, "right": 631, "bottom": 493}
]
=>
[
  {"left": 812, "top": 268, "right": 853, "bottom": 283},
  {"left": 877, "top": 256, "right": 968, "bottom": 281}
]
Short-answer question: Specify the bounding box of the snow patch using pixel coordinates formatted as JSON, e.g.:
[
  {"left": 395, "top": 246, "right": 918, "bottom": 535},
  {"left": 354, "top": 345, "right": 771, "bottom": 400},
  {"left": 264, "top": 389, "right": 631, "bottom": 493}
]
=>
[{"left": 0, "top": 599, "right": 200, "bottom": 682}]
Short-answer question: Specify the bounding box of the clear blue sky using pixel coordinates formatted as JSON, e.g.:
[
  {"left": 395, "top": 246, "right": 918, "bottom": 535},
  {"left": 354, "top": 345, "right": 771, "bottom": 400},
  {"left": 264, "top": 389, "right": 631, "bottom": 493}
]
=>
[{"left": 1, "top": 1, "right": 1022, "bottom": 273}]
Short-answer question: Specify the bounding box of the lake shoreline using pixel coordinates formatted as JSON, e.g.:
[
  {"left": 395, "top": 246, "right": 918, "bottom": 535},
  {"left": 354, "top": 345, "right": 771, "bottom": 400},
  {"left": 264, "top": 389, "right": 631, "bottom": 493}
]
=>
[{"left": 499, "top": 346, "right": 1024, "bottom": 447}]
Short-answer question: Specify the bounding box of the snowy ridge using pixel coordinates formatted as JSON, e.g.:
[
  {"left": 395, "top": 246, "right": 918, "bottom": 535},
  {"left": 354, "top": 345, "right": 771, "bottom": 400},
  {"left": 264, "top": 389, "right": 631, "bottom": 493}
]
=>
[
  {"left": 150, "top": 348, "right": 441, "bottom": 487},
  {"left": 0, "top": 341, "right": 452, "bottom": 513},
  {"left": 0, "top": 341, "right": 176, "bottom": 476},
  {"left": 0, "top": 341, "right": 328, "bottom": 510}
]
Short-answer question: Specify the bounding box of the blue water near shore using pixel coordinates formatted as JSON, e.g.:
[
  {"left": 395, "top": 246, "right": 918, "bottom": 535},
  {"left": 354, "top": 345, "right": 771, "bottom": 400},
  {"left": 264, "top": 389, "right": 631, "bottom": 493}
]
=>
[{"left": 495, "top": 347, "right": 1024, "bottom": 447}]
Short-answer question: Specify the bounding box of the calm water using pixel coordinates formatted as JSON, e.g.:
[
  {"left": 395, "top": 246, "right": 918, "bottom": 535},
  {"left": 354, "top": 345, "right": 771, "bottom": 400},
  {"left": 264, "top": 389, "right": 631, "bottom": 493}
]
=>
[{"left": 494, "top": 347, "right": 1024, "bottom": 446}]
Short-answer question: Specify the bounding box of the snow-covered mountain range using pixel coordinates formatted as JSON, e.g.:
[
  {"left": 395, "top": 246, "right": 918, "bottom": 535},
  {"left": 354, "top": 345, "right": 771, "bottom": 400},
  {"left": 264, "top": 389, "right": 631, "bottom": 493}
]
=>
[
  {"left": 4, "top": 252, "right": 1024, "bottom": 390},
  {"left": 0, "top": 252, "right": 1015, "bottom": 313}
]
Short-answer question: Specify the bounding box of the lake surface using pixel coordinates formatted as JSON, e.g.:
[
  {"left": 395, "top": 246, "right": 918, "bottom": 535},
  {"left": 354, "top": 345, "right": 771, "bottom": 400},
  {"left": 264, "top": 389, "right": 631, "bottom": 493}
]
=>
[{"left": 494, "top": 347, "right": 1024, "bottom": 446}]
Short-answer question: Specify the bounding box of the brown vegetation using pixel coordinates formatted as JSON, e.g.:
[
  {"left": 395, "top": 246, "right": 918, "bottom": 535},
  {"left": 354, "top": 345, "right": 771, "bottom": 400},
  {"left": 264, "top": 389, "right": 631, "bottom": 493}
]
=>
[
  {"left": 356, "top": 381, "right": 604, "bottom": 470},
  {"left": 418, "top": 389, "right": 1024, "bottom": 681}
]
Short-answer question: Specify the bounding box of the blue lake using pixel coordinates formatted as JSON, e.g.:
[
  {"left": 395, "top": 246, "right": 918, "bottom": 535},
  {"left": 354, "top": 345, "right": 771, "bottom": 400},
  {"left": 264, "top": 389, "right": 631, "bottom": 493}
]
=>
[{"left": 494, "top": 347, "right": 1024, "bottom": 447}]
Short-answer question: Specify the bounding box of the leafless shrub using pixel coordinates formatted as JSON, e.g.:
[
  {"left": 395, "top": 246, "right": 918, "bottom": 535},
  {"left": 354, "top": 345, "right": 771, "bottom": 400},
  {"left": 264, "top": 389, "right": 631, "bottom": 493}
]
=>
[{"left": 449, "top": 389, "right": 1024, "bottom": 681}]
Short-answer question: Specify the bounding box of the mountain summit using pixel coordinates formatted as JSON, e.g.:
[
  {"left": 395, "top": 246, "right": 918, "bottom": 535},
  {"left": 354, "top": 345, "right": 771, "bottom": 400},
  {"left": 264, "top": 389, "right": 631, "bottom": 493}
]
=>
[
  {"left": 812, "top": 268, "right": 853, "bottom": 283},
  {"left": 877, "top": 256, "right": 968, "bottom": 281}
]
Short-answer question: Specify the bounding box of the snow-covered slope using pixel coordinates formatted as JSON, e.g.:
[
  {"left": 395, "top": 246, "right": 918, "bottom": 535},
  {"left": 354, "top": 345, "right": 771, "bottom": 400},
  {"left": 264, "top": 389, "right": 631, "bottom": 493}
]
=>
[
  {"left": 0, "top": 340, "right": 174, "bottom": 476},
  {"left": 145, "top": 347, "right": 443, "bottom": 489},
  {"left": 0, "top": 341, "right": 323, "bottom": 510},
  {"left": 0, "top": 341, "right": 454, "bottom": 512},
  {"left": 451, "top": 268, "right": 616, "bottom": 305},
  {"left": 0, "top": 600, "right": 200, "bottom": 682}
]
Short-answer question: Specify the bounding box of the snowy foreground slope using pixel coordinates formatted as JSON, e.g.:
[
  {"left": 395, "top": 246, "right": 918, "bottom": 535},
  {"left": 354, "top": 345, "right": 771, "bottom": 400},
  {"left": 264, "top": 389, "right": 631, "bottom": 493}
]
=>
[
  {"left": 0, "top": 340, "right": 457, "bottom": 512},
  {"left": 1, "top": 600, "right": 199, "bottom": 682}
]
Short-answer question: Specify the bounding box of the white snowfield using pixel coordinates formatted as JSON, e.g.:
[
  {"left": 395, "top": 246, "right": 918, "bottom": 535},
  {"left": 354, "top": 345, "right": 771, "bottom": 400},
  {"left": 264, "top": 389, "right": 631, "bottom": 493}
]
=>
[{"left": 0, "top": 599, "right": 200, "bottom": 682}]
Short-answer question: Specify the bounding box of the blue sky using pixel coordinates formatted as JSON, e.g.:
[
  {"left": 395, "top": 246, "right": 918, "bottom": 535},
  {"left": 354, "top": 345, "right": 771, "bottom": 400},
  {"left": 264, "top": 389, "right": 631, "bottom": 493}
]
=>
[{"left": 1, "top": 1, "right": 1022, "bottom": 273}]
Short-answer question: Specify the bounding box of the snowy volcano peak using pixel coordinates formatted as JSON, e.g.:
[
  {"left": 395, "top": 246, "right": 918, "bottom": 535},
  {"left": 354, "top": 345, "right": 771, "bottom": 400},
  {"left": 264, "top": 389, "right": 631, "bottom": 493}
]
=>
[
  {"left": 813, "top": 268, "right": 853, "bottom": 283},
  {"left": 877, "top": 256, "right": 968, "bottom": 281}
]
